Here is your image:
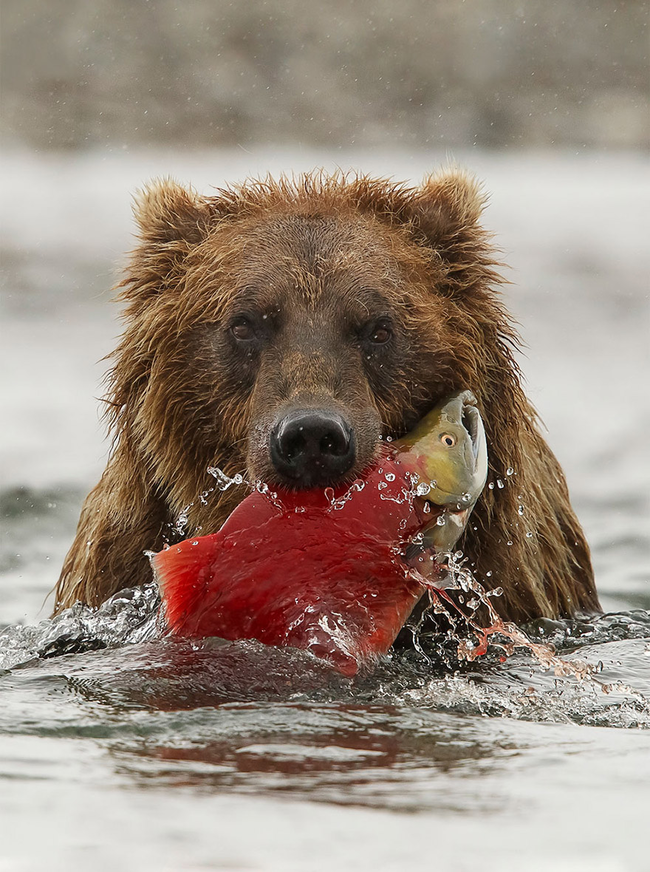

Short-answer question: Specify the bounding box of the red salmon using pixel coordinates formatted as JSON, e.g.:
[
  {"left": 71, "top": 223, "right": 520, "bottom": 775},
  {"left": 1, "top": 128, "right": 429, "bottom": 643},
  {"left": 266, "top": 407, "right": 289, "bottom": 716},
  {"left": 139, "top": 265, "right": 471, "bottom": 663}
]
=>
[{"left": 151, "top": 391, "right": 487, "bottom": 675}]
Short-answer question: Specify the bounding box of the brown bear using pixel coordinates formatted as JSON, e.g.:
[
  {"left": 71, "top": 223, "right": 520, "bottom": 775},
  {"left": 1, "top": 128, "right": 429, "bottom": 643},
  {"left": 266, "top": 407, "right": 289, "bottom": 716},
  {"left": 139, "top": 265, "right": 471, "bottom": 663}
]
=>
[{"left": 54, "top": 168, "right": 600, "bottom": 625}]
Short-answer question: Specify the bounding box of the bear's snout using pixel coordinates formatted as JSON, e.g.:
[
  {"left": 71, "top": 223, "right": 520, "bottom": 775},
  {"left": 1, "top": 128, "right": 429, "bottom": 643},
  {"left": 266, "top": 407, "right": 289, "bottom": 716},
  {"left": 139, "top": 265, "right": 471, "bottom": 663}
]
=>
[{"left": 269, "top": 409, "right": 356, "bottom": 488}]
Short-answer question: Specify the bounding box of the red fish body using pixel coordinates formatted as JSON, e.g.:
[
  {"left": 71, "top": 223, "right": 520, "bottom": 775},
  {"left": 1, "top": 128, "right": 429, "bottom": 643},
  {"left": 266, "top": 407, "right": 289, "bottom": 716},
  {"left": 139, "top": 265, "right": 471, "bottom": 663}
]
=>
[
  {"left": 153, "top": 456, "right": 433, "bottom": 676},
  {"left": 152, "top": 391, "right": 488, "bottom": 675}
]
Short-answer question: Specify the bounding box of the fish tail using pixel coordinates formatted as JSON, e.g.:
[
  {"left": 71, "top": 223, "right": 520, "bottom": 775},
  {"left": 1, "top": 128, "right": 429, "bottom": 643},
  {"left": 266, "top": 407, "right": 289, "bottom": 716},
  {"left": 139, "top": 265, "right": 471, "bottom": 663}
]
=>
[{"left": 150, "top": 536, "right": 219, "bottom": 634}]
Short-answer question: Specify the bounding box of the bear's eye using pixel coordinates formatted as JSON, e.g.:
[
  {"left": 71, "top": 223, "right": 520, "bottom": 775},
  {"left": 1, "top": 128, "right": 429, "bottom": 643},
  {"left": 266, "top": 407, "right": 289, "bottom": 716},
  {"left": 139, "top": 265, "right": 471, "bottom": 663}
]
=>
[
  {"left": 230, "top": 317, "right": 256, "bottom": 342},
  {"left": 365, "top": 320, "right": 393, "bottom": 345}
]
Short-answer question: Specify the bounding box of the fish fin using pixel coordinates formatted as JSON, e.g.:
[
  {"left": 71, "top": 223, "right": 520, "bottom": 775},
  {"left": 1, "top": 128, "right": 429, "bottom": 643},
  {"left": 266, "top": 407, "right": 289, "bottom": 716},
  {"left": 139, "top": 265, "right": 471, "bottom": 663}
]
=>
[{"left": 150, "top": 536, "right": 219, "bottom": 634}]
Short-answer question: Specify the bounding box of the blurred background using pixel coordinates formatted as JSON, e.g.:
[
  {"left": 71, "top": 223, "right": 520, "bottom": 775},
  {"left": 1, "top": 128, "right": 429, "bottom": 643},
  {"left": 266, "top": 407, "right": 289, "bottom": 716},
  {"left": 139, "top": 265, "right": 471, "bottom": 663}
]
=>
[
  {"left": 2, "top": 0, "right": 648, "bottom": 151},
  {"left": 1, "top": 0, "right": 648, "bottom": 622}
]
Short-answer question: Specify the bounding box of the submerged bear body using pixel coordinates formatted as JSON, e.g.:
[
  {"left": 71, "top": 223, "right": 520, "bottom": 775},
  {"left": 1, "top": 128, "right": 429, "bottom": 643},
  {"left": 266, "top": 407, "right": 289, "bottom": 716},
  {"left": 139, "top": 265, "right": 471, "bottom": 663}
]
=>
[{"left": 55, "top": 169, "right": 599, "bottom": 624}]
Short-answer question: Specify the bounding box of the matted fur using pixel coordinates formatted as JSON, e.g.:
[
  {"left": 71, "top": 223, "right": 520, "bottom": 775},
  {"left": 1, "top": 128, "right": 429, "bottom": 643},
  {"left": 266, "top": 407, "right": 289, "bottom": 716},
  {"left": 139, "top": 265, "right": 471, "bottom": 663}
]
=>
[{"left": 54, "top": 168, "right": 599, "bottom": 623}]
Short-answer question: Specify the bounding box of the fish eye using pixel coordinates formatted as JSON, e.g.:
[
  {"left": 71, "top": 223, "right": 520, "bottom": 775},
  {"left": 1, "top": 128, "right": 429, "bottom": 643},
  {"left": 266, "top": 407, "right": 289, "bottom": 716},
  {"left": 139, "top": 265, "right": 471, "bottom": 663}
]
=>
[
  {"left": 440, "top": 432, "right": 456, "bottom": 447},
  {"left": 230, "top": 317, "right": 256, "bottom": 342}
]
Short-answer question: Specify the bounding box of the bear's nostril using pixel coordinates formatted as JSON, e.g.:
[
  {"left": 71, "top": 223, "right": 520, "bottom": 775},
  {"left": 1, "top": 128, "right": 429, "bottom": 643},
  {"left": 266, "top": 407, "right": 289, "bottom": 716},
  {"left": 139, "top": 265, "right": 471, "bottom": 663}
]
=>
[
  {"left": 320, "top": 429, "right": 348, "bottom": 456},
  {"left": 283, "top": 430, "right": 305, "bottom": 460},
  {"left": 270, "top": 410, "right": 355, "bottom": 487}
]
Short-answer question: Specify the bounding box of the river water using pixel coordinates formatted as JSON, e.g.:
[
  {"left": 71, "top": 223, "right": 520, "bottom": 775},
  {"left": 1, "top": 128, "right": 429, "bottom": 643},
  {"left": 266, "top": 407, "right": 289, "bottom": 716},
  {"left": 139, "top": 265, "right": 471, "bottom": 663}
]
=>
[{"left": 1, "top": 149, "right": 649, "bottom": 871}]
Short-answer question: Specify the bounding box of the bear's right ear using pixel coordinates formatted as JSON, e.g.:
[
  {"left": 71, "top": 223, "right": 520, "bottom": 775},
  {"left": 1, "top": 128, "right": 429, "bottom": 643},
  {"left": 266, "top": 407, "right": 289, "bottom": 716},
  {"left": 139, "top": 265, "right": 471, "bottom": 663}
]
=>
[
  {"left": 120, "top": 179, "right": 214, "bottom": 305},
  {"left": 133, "top": 178, "right": 212, "bottom": 246}
]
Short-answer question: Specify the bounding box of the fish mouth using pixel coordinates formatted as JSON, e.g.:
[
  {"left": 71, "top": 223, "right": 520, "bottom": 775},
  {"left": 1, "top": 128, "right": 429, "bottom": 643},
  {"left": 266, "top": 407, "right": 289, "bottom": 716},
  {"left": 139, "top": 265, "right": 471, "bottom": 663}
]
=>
[
  {"left": 461, "top": 403, "right": 482, "bottom": 465},
  {"left": 448, "top": 390, "right": 488, "bottom": 491}
]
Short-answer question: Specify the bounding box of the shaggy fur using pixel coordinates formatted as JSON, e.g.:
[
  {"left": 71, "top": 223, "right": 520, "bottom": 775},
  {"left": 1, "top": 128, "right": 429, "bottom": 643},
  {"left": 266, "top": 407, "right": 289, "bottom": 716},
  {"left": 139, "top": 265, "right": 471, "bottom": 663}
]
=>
[{"left": 54, "top": 169, "right": 600, "bottom": 623}]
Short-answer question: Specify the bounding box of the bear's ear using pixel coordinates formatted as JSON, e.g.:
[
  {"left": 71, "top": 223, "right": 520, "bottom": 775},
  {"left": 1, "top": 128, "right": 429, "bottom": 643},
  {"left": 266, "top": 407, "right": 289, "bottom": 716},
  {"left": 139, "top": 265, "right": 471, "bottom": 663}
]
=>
[
  {"left": 409, "top": 168, "right": 486, "bottom": 247},
  {"left": 132, "top": 178, "right": 212, "bottom": 246},
  {"left": 120, "top": 180, "right": 214, "bottom": 305},
  {"left": 397, "top": 168, "right": 500, "bottom": 298}
]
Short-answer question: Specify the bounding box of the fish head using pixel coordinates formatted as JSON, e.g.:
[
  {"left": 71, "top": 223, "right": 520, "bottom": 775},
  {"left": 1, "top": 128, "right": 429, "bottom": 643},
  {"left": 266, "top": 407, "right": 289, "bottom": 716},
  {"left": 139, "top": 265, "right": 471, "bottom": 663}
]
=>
[{"left": 399, "top": 390, "right": 488, "bottom": 511}]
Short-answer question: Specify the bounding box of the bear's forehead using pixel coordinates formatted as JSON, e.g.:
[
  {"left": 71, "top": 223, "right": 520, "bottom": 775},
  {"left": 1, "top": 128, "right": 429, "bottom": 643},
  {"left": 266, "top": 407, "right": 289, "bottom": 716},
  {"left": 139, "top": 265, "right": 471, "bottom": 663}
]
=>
[
  {"left": 196, "top": 211, "right": 432, "bottom": 313},
  {"left": 233, "top": 212, "right": 402, "bottom": 267}
]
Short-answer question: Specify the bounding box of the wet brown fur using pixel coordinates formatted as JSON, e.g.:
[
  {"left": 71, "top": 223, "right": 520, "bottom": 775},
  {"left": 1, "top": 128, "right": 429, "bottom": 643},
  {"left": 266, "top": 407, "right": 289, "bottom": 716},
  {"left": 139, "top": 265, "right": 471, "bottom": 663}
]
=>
[{"left": 54, "top": 169, "right": 600, "bottom": 623}]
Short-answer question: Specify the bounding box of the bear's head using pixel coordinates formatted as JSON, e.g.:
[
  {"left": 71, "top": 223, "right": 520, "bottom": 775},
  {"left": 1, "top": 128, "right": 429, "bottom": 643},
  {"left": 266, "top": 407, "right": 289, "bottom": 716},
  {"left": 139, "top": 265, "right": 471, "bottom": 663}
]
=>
[
  {"left": 111, "top": 169, "right": 524, "bottom": 521},
  {"left": 56, "top": 168, "right": 597, "bottom": 623}
]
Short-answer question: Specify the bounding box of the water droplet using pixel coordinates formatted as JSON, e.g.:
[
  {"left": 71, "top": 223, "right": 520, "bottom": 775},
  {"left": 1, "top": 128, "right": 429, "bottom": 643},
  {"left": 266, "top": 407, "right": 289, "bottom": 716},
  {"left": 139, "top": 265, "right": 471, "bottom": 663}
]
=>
[
  {"left": 518, "top": 505, "right": 525, "bottom": 515},
  {"left": 506, "top": 467, "right": 514, "bottom": 476},
  {"left": 486, "top": 570, "right": 493, "bottom": 577},
  {"left": 507, "top": 540, "right": 513, "bottom": 546},
  {"left": 423, "top": 502, "right": 431, "bottom": 514},
  {"left": 497, "top": 479, "right": 505, "bottom": 489},
  {"left": 416, "top": 482, "right": 431, "bottom": 497},
  {"left": 385, "top": 472, "right": 396, "bottom": 482},
  {"left": 526, "top": 531, "right": 534, "bottom": 538},
  {"left": 461, "top": 492, "right": 472, "bottom": 503},
  {"left": 208, "top": 466, "right": 244, "bottom": 491},
  {"left": 436, "top": 514, "right": 446, "bottom": 526},
  {"left": 488, "top": 482, "right": 495, "bottom": 490},
  {"left": 378, "top": 482, "right": 387, "bottom": 490}
]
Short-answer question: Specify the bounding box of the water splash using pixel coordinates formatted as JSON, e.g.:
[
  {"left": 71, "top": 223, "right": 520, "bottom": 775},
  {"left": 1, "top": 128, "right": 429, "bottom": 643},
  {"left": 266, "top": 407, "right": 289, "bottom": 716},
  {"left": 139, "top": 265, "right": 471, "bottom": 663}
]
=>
[
  {"left": 408, "top": 553, "right": 645, "bottom": 701},
  {"left": 169, "top": 466, "right": 247, "bottom": 538},
  {"left": 327, "top": 479, "right": 365, "bottom": 511},
  {"left": 0, "top": 582, "right": 163, "bottom": 671},
  {"left": 207, "top": 466, "right": 245, "bottom": 491}
]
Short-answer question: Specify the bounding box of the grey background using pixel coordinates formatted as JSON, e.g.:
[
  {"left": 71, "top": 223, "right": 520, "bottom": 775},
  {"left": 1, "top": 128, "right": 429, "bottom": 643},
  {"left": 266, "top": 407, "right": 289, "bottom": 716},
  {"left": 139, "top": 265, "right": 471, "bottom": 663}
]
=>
[{"left": 2, "top": 0, "right": 648, "bottom": 151}]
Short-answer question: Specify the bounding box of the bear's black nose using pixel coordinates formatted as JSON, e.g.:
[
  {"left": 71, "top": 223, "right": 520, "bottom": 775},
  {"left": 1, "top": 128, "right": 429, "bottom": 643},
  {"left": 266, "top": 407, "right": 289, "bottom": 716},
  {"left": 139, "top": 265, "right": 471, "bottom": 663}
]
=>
[{"left": 270, "top": 410, "right": 356, "bottom": 487}]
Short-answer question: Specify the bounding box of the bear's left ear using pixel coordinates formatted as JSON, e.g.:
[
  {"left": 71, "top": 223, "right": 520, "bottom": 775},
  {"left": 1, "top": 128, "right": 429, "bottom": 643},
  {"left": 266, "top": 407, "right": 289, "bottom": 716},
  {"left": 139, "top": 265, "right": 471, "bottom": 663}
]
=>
[
  {"left": 409, "top": 168, "right": 486, "bottom": 246},
  {"left": 399, "top": 168, "right": 501, "bottom": 297}
]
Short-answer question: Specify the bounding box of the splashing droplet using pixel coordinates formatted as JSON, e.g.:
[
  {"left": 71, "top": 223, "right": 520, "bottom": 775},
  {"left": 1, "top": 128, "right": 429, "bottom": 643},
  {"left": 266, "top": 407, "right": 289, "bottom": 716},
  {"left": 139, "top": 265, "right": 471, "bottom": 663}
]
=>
[{"left": 208, "top": 466, "right": 244, "bottom": 491}]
